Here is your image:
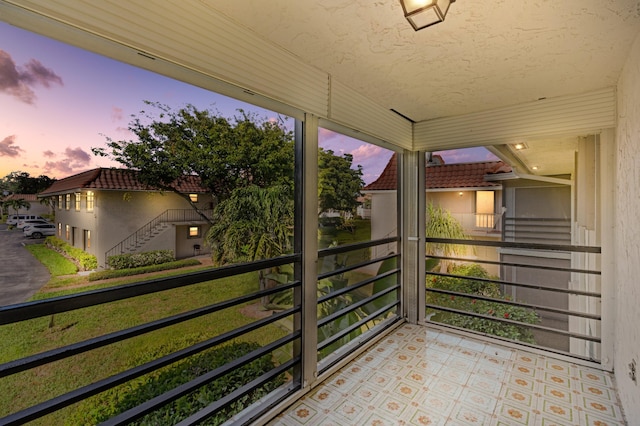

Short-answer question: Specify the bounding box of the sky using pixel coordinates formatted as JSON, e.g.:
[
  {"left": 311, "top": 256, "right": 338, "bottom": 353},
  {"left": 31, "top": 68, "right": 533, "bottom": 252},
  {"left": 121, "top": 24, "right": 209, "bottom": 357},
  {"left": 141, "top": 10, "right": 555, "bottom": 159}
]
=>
[{"left": 0, "top": 22, "right": 497, "bottom": 185}]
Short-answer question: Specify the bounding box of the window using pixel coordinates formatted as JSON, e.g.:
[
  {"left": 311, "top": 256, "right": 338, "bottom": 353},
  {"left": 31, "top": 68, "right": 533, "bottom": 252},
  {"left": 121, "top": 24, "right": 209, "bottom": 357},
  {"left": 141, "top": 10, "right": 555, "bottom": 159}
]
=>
[
  {"left": 189, "top": 193, "right": 198, "bottom": 202},
  {"left": 58, "top": 222, "right": 62, "bottom": 237},
  {"left": 65, "top": 194, "right": 70, "bottom": 210},
  {"left": 86, "top": 191, "right": 94, "bottom": 212},
  {"left": 84, "top": 229, "right": 91, "bottom": 249},
  {"left": 188, "top": 226, "right": 201, "bottom": 238},
  {"left": 75, "top": 193, "right": 81, "bottom": 211},
  {"left": 65, "top": 224, "right": 70, "bottom": 240},
  {"left": 475, "top": 190, "right": 495, "bottom": 228},
  {"left": 58, "top": 195, "right": 62, "bottom": 210}
]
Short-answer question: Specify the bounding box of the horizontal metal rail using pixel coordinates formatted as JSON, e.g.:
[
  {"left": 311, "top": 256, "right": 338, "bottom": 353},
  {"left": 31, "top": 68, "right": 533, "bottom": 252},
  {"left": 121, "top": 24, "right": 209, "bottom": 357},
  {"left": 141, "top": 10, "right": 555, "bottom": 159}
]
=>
[
  {"left": 426, "top": 254, "right": 601, "bottom": 276},
  {"left": 318, "top": 268, "right": 399, "bottom": 304},
  {"left": 0, "top": 306, "right": 299, "bottom": 425},
  {"left": 318, "top": 301, "right": 399, "bottom": 352},
  {"left": 425, "top": 304, "right": 601, "bottom": 343},
  {"left": 318, "top": 236, "right": 399, "bottom": 257},
  {"left": 0, "top": 254, "right": 298, "bottom": 324},
  {"left": 0, "top": 282, "right": 299, "bottom": 378},
  {"left": 318, "top": 285, "right": 400, "bottom": 329},
  {"left": 317, "top": 253, "right": 398, "bottom": 281},
  {"left": 425, "top": 237, "right": 601, "bottom": 254},
  {"left": 102, "top": 334, "right": 300, "bottom": 426},
  {"left": 426, "top": 287, "right": 601, "bottom": 320},
  {"left": 426, "top": 271, "right": 601, "bottom": 298},
  {"left": 318, "top": 316, "right": 403, "bottom": 376}
]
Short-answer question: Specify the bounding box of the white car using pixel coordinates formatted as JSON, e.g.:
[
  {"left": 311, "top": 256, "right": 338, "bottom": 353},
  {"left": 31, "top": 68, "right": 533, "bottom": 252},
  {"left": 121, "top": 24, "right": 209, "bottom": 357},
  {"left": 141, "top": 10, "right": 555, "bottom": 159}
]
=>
[
  {"left": 17, "top": 219, "right": 50, "bottom": 229},
  {"left": 23, "top": 223, "right": 56, "bottom": 238}
]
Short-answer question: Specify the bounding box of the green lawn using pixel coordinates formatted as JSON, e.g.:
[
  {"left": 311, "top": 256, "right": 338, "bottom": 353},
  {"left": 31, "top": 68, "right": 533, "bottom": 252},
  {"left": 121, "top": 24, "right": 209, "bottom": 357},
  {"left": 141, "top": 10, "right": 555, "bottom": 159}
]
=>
[
  {"left": 0, "top": 268, "right": 290, "bottom": 424},
  {"left": 24, "top": 243, "right": 78, "bottom": 276},
  {"left": 1, "top": 223, "right": 374, "bottom": 424}
]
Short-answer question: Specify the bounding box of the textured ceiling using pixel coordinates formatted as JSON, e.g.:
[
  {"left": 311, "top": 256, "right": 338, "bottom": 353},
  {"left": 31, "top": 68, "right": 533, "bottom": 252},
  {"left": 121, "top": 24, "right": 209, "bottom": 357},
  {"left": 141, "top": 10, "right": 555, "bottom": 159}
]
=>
[{"left": 210, "top": 0, "right": 640, "bottom": 122}]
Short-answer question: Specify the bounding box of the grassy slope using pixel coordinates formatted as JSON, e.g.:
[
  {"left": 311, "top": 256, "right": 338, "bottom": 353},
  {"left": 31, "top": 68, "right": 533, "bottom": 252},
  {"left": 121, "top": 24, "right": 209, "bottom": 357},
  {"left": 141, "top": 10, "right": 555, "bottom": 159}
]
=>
[
  {"left": 2, "top": 221, "right": 373, "bottom": 423},
  {"left": 0, "top": 269, "right": 288, "bottom": 424}
]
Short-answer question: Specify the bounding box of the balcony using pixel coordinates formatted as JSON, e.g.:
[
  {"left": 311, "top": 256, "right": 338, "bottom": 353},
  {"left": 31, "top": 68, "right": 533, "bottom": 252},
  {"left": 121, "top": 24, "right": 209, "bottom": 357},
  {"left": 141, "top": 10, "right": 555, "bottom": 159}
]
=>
[
  {"left": 0, "top": 236, "right": 625, "bottom": 425},
  {"left": 272, "top": 324, "right": 626, "bottom": 425}
]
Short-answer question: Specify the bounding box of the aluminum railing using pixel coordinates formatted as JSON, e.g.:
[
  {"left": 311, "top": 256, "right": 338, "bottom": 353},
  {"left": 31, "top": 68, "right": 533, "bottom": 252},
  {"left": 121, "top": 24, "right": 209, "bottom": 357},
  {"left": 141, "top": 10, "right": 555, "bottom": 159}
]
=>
[
  {"left": 1, "top": 235, "right": 403, "bottom": 424},
  {"left": 424, "top": 237, "right": 601, "bottom": 362}
]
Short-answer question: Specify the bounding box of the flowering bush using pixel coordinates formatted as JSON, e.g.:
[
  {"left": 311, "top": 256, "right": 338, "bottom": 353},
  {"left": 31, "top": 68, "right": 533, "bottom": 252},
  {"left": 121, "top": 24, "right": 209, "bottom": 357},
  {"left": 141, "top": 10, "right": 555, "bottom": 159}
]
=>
[{"left": 426, "top": 263, "right": 539, "bottom": 343}]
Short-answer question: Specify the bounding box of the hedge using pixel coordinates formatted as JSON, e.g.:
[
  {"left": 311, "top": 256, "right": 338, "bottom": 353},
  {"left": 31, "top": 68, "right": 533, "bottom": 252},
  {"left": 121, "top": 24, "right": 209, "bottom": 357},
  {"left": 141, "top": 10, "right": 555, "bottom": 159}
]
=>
[
  {"left": 107, "top": 250, "right": 175, "bottom": 270},
  {"left": 73, "top": 341, "right": 284, "bottom": 425},
  {"left": 88, "top": 258, "right": 202, "bottom": 281},
  {"left": 44, "top": 236, "right": 98, "bottom": 271}
]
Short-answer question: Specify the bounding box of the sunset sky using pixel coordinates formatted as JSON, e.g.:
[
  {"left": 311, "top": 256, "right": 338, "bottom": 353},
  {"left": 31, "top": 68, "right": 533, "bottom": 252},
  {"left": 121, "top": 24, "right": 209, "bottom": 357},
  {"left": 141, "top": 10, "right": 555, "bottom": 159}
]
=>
[{"left": 0, "top": 22, "right": 496, "bottom": 185}]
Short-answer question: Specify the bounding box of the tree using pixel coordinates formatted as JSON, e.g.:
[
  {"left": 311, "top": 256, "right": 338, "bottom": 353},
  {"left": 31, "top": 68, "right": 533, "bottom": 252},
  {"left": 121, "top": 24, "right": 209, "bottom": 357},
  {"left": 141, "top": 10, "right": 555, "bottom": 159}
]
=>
[
  {"left": 426, "top": 202, "right": 470, "bottom": 272},
  {"left": 318, "top": 148, "right": 364, "bottom": 216},
  {"left": 206, "top": 185, "right": 294, "bottom": 305},
  {"left": 7, "top": 198, "right": 30, "bottom": 215},
  {"left": 1, "top": 172, "right": 55, "bottom": 194},
  {"left": 93, "top": 102, "right": 295, "bottom": 222}
]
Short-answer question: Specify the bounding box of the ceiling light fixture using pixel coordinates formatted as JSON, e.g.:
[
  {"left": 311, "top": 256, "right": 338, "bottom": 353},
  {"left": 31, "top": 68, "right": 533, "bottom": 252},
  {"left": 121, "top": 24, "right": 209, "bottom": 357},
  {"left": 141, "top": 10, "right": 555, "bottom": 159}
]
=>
[
  {"left": 400, "top": 0, "right": 456, "bottom": 31},
  {"left": 512, "top": 142, "right": 528, "bottom": 150}
]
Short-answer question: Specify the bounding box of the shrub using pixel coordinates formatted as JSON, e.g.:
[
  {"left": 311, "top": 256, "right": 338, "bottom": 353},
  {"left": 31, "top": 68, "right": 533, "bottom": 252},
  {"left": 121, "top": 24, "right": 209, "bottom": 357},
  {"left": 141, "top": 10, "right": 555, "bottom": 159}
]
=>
[
  {"left": 427, "top": 263, "right": 539, "bottom": 343},
  {"left": 77, "top": 341, "right": 284, "bottom": 425},
  {"left": 44, "top": 236, "right": 98, "bottom": 271},
  {"left": 108, "top": 250, "right": 175, "bottom": 270},
  {"left": 88, "top": 259, "right": 201, "bottom": 281}
]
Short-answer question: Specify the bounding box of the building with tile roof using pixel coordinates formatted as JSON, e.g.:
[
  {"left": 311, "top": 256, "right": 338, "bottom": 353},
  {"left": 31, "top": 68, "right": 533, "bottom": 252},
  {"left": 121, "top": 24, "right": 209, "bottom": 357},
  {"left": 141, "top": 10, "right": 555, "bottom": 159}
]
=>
[
  {"left": 2, "top": 193, "right": 52, "bottom": 217},
  {"left": 38, "top": 168, "right": 214, "bottom": 269}
]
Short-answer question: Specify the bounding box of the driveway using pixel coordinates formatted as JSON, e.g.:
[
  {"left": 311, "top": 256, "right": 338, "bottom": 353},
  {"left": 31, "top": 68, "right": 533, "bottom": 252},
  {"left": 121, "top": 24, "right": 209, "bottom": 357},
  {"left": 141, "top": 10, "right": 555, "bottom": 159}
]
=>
[{"left": 0, "top": 223, "right": 51, "bottom": 306}]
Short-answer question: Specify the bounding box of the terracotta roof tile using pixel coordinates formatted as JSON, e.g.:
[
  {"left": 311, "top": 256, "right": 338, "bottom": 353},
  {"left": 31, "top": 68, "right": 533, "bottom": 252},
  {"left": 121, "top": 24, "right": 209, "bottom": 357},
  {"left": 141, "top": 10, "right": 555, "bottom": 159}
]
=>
[
  {"left": 5, "top": 193, "right": 38, "bottom": 201},
  {"left": 363, "top": 154, "right": 512, "bottom": 191},
  {"left": 39, "top": 168, "right": 208, "bottom": 196}
]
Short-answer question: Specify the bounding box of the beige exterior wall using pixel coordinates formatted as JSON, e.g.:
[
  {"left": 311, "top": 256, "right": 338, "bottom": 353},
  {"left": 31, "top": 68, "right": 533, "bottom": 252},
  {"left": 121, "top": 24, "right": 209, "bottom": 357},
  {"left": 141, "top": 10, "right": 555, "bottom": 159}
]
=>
[
  {"left": 369, "top": 191, "right": 398, "bottom": 260},
  {"left": 613, "top": 31, "right": 640, "bottom": 420},
  {"left": 55, "top": 189, "right": 212, "bottom": 269}
]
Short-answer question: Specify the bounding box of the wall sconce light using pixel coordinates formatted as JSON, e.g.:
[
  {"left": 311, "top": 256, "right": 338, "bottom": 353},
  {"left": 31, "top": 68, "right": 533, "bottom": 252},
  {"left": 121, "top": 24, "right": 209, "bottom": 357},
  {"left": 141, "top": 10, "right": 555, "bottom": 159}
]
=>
[
  {"left": 400, "top": 0, "right": 456, "bottom": 31},
  {"left": 458, "top": 192, "right": 464, "bottom": 196}
]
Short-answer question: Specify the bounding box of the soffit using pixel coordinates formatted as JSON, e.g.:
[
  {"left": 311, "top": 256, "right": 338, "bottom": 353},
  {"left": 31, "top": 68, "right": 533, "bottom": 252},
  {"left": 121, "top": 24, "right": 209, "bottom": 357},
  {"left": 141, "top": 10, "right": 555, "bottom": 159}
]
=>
[
  {"left": 208, "top": 0, "right": 640, "bottom": 122},
  {"left": 4, "top": 0, "right": 639, "bottom": 125}
]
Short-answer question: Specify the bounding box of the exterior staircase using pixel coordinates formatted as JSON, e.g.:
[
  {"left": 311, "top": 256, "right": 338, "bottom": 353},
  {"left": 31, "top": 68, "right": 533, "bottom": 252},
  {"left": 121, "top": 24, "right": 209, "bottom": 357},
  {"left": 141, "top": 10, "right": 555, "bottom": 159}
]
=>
[{"left": 105, "top": 208, "right": 212, "bottom": 262}]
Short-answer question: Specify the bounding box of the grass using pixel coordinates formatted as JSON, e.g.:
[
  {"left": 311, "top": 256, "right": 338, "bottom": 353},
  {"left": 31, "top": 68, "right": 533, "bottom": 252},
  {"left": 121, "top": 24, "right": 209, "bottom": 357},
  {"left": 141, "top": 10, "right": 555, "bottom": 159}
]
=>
[
  {"left": 0, "top": 264, "right": 291, "bottom": 424},
  {"left": 24, "top": 243, "right": 78, "bottom": 276},
  {"left": 2, "top": 223, "right": 374, "bottom": 424}
]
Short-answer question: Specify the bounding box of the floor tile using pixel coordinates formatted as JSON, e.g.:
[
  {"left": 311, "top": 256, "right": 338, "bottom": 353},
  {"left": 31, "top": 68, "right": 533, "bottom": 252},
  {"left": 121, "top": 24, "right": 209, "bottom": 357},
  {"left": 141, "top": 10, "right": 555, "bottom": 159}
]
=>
[{"left": 270, "top": 324, "right": 627, "bottom": 426}]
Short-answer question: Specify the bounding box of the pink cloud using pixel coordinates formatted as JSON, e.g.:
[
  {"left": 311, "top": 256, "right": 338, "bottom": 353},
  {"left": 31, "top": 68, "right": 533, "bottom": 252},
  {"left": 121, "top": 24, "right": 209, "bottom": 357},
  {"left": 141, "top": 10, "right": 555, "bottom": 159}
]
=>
[
  {"left": 0, "top": 135, "right": 23, "bottom": 157},
  {"left": 0, "top": 49, "right": 63, "bottom": 104},
  {"left": 42, "top": 146, "right": 92, "bottom": 176}
]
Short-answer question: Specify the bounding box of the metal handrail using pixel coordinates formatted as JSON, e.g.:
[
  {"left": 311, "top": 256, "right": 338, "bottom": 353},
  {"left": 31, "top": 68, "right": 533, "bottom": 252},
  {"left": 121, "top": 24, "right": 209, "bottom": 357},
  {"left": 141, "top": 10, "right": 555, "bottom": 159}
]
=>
[{"left": 105, "top": 208, "right": 213, "bottom": 261}]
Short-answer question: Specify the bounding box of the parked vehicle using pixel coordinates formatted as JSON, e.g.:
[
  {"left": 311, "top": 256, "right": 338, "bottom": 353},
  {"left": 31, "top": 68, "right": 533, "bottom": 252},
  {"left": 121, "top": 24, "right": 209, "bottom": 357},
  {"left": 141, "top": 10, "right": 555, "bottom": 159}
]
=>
[
  {"left": 23, "top": 224, "right": 56, "bottom": 238},
  {"left": 17, "top": 219, "right": 50, "bottom": 229},
  {"left": 7, "top": 214, "right": 46, "bottom": 226}
]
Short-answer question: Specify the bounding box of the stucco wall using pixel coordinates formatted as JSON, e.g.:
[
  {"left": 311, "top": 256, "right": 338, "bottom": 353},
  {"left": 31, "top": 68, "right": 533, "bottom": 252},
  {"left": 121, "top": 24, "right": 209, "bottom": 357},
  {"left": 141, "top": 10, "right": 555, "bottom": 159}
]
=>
[{"left": 614, "top": 31, "right": 640, "bottom": 420}]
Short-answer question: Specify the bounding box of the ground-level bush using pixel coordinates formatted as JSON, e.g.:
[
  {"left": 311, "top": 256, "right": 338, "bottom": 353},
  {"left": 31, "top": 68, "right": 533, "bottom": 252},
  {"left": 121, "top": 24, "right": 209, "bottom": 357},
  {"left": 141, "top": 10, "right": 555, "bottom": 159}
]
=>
[
  {"left": 108, "top": 250, "right": 175, "bottom": 270},
  {"left": 88, "top": 258, "right": 201, "bottom": 281},
  {"left": 427, "top": 263, "right": 539, "bottom": 343},
  {"left": 74, "top": 341, "right": 284, "bottom": 425},
  {"left": 44, "top": 236, "right": 98, "bottom": 271}
]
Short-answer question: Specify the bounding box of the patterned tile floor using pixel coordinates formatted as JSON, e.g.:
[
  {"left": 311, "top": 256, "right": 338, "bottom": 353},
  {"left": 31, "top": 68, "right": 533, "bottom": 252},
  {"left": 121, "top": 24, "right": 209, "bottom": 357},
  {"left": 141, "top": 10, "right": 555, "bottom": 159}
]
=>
[{"left": 270, "top": 324, "right": 626, "bottom": 426}]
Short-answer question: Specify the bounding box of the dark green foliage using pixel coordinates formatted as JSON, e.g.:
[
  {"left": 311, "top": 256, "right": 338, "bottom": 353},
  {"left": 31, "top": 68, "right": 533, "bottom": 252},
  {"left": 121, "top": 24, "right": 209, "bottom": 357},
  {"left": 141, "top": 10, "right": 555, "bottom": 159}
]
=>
[
  {"left": 0, "top": 171, "right": 55, "bottom": 194},
  {"left": 107, "top": 250, "right": 176, "bottom": 270},
  {"left": 76, "top": 341, "right": 284, "bottom": 425},
  {"left": 207, "top": 185, "right": 293, "bottom": 265},
  {"left": 427, "top": 263, "right": 539, "bottom": 343},
  {"left": 45, "top": 236, "right": 98, "bottom": 270},
  {"left": 88, "top": 259, "right": 201, "bottom": 281},
  {"left": 318, "top": 148, "right": 364, "bottom": 215},
  {"left": 94, "top": 103, "right": 295, "bottom": 204}
]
